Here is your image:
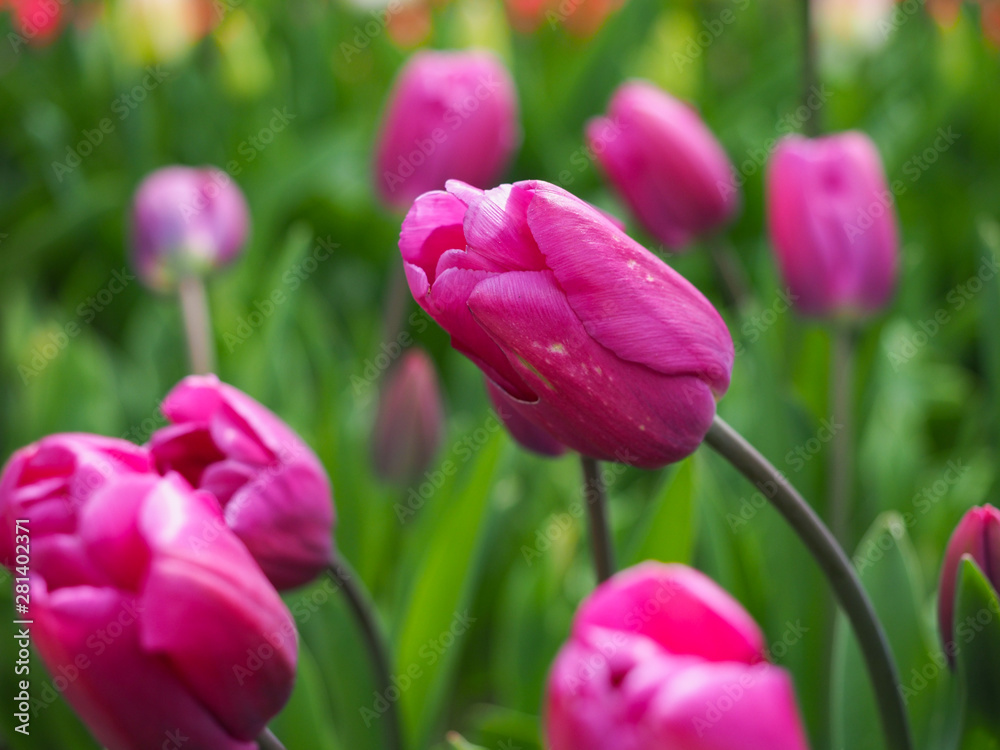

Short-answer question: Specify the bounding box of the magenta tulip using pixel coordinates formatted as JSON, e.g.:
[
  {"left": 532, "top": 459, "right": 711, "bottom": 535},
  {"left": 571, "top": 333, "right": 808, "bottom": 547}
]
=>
[
  {"left": 937, "top": 505, "right": 1000, "bottom": 657},
  {"left": 0, "top": 434, "right": 153, "bottom": 586},
  {"left": 371, "top": 348, "right": 445, "bottom": 483},
  {"left": 487, "top": 378, "right": 566, "bottom": 457},
  {"left": 27, "top": 472, "right": 296, "bottom": 750},
  {"left": 399, "top": 179, "right": 734, "bottom": 469},
  {"left": 586, "top": 81, "right": 739, "bottom": 251},
  {"left": 130, "top": 165, "right": 250, "bottom": 291},
  {"left": 375, "top": 50, "right": 520, "bottom": 210},
  {"left": 149, "top": 375, "right": 334, "bottom": 590},
  {"left": 766, "top": 132, "right": 899, "bottom": 318},
  {"left": 545, "top": 562, "right": 811, "bottom": 750}
]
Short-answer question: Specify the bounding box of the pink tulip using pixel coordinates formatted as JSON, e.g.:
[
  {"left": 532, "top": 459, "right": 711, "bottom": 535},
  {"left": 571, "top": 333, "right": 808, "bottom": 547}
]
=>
[
  {"left": 937, "top": 505, "right": 1000, "bottom": 659},
  {"left": 766, "top": 132, "right": 899, "bottom": 318},
  {"left": 487, "top": 378, "right": 566, "bottom": 457},
  {"left": 399, "top": 179, "right": 734, "bottom": 468},
  {"left": 587, "top": 81, "right": 739, "bottom": 251},
  {"left": 130, "top": 166, "right": 250, "bottom": 291},
  {"left": 27, "top": 472, "right": 296, "bottom": 750},
  {"left": 371, "top": 348, "right": 445, "bottom": 483},
  {"left": 0, "top": 434, "right": 153, "bottom": 587},
  {"left": 545, "top": 562, "right": 811, "bottom": 750},
  {"left": 149, "top": 375, "right": 334, "bottom": 589},
  {"left": 374, "top": 50, "right": 520, "bottom": 210}
]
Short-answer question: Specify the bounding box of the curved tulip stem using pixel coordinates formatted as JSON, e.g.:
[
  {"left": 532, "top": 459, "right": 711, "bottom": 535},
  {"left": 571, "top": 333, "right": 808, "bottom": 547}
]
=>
[
  {"left": 327, "top": 552, "right": 404, "bottom": 750},
  {"left": 802, "top": 0, "right": 820, "bottom": 137},
  {"left": 581, "top": 456, "right": 615, "bottom": 583},
  {"left": 703, "top": 415, "right": 912, "bottom": 750},
  {"left": 178, "top": 274, "right": 215, "bottom": 375},
  {"left": 257, "top": 727, "right": 288, "bottom": 750},
  {"left": 829, "top": 325, "right": 855, "bottom": 544}
]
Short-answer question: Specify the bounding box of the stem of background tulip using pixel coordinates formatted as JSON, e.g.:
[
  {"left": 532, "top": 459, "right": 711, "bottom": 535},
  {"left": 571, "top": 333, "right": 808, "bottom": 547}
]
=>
[
  {"left": 580, "top": 456, "right": 615, "bottom": 583},
  {"left": 257, "top": 728, "right": 288, "bottom": 750},
  {"left": 705, "top": 234, "right": 751, "bottom": 312},
  {"left": 828, "top": 325, "right": 855, "bottom": 544},
  {"left": 177, "top": 274, "right": 215, "bottom": 375},
  {"left": 703, "top": 416, "right": 913, "bottom": 750},
  {"left": 327, "top": 551, "right": 404, "bottom": 750},
  {"left": 801, "top": 0, "right": 820, "bottom": 137},
  {"left": 381, "top": 262, "right": 411, "bottom": 347}
]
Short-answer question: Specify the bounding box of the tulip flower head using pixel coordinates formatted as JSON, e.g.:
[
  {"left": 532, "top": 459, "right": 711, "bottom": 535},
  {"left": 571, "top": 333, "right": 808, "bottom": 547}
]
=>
[
  {"left": 587, "top": 81, "right": 740, "bottom": 251},
  {"left": 399, "top": 179, "right": 734, "bottom": 468},
  {"left": 5, "top": 0, "right": 66, "bottom": 46},
  {"left": 487, "top": 378, "right": 566, "bottom": 457},
  {"left": 375, "top": 50, "right": 520, "bottom": 210},
  {"left": 130, "top": 166, "right": 250, "bottom": 292},
  {"left": 937, "top": 504, "right": 1000, "bottom": 659},
  {"left": 766, "top": 132, "right": 899, "bottom": 319},
  {"left": 149, "top": 375, "right": 334, "bottom": 590},
  {"left": 545, "top": 562, "right": 811, "bottom": 750}
]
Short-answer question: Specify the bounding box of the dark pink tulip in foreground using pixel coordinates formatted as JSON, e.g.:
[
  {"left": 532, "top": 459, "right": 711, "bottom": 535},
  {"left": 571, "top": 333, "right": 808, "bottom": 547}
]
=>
[
  {"left": 937, "top": 504, "right": 1000, "bottom": 657},
  {"left": 130, "top": 165, "right": 250, "bottom": 291},
  {"left": 26, "top": 473, "right": 296, "bottom": 750},
  {"left": 150, "top": 375, "right": 334, "bottom": 590},
  {"left": 375, "top": 50, "right": 520, "bottom": 210},
  {"left": 545, "top": 563, "right": 811, "bottom": 750},
  {"left": 487, "top": 378, "right": 566, "bottom": 457},
  {"left": 399, "top": 179, "right": 734, "bottom": 468},
  {"left": 587, "top": 81, "right": 739, "bottom": 251},
  {"left": 767, "top": 132, "right": 899, "bottom": 318}
]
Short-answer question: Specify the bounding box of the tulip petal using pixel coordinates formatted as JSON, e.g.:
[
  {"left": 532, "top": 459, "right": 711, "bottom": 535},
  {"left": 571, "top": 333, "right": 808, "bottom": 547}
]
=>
[
  {"left": 456, "top": 181, "right": 548, "bottom": 271},
  {"left": 486, "top": 378, "right": 566, "bottom": 457},
  {"left": 399, "top": 190, "right": 469, "bottom": 284}
]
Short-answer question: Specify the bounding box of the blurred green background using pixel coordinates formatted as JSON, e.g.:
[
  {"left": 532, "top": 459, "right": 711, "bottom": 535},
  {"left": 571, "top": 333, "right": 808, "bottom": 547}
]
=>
[{"left": 2, "top": 0, "right": 999, "bottom": 748}]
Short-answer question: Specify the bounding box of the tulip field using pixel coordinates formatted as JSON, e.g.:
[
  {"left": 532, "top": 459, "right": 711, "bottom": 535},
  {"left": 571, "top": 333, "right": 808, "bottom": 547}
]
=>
[{"left": 3, "top": 0, "right": 1000, "bottom": 749}]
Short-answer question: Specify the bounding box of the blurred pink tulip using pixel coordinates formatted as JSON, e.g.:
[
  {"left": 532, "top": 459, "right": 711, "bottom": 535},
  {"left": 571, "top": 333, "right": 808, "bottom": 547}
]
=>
[
  {"left": 937, "top": 505, "right": 1000, "bottom": 658},
  {"left": 399, "top": 178, "right": 733, "bottom": 468},
  {"left": 371, "top": 348, "right": 445, "bottom": 483},
  {"left": 545, "top": 562, "right": 811, "bottom": 750},
  {"left": 374, "top": 50, "right": 520, "bottom": 210},
  {"left": 766, "top": 132, "right": 899, "bottom": 318},
  {"left": 6, "top": 0, "right": 66, "bottom": 45},
  {"left": 27, "top": 472, "right": 296, "bottom": 750},
  {"left": 486, "top": 378, "right": 566, "bottom": 457},
  {"left": 0, "top": 434, "right": 153, "bottom": 587},
  {"left": 130, "top": 166, "right": 250, "bottom": 292},
  {"left": 149, "top": 375, "right": 334, "bottom": 589},
  {"left": 587, "top": 81, "right": 739, "bottom": 251}
]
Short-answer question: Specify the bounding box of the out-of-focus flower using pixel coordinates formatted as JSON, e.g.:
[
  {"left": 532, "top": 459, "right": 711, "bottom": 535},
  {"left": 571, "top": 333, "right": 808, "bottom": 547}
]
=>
[
  {"left": 26, "top": 472, "right": 297, "bottom": 750},
  {"left": 486, "top": 378, "right": 566, "bottom": 457},
  {"left": 814, "top": 0, "right": 896, "bottom": 51},
  {"left": 130, "top": 166, "right": 250, "bottom": 292},
  {"left": 766, "top": 132, "right": 899, "bottom": 319},
  {"left": 112, "top": 0, "right": 218, "bottom": 64},
  {"left": 545, "top": 562, "right": 811, "bottom": 750},
  {"left": 504, "top": 0, "right": 623, "bottom": 37},
  {"left": 371, "top": 348, "right": 445, "bottom": 484},
  {"left": 399, "top": 179, "right": 734, "bottom": 469},
  {"left": 0, "top": 434, "right": 153, "bottom": 585},
  {"left": 374, "top": 50, "right": 520, "bottom": 210},
  {"left": 149, "top": 375, "right": 334, "bottom": 590},
  {"left": 587, "top": 80, "right": 739, "bottom": 252},
  {"left": 5, "top": 0, "right": 67, "bottom": 45}
]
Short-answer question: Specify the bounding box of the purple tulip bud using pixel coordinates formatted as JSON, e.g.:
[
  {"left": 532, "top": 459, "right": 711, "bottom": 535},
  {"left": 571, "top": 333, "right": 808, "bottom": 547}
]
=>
[
  {"left": 486, "top": 378, "right": 566, "bottom": 457},
  {"left": 587, "top": 81, "right": 740, "bottom": 251},
  {"left": 130, "top": 166, "right": 250, "bottom": 292},
  {"left": 26, "top": 472, "right": 296, "bottom": 750},
  {"left": 371, "top": 348, "right": 445, "bottom": 484},
  {"left": 149, "top": 375, "right": 334, "bottom": 590},
  {"left": 766, "top": 132, "right": 899, "bottom": 318},
  {"left": 399, "top": 179, "right": 734, "bottom": 469},
  {"left": 375, "top": 50, "right": 521, "bottom": 210},
  {"left": 545, "top": 563, "right": 811, "bottom": 750},
  {"left": 937, "top": 505, "right": 1000, "bottom": 660}
]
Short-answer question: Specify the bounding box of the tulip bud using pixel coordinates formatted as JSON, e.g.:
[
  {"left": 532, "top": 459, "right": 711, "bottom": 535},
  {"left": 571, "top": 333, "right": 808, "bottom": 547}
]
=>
[
  {"left": 0, "top": 434, "right": 153, "bottom": 588},
  {"left": 149, "top": 375, "right": 334, "bottom": 589},
  {"left": 766, "top": 132, "right": 899, "bottom": 319},
  {"left": 545, "top": 562, "right": 811, "bottom": 750},
  {"left": 486, "top": 378, "right": 566, "bottom": 457},
  {"left": 374, "top": 50, "right": 520, "bottom": 210},
  {"left": 937, "top": 505, "right": 1000, "bottom": 659},
  {"left": 587, "top": 81, "right": 739, "bottom": 251},
  {"left": 130, "top": 166, "right": 250, "bottom": 292},
  {"left": 27, "top": 472, "right": 296, "bottom": 750},
  {"left": 371, "top": 348, "right": 445, "bottom": 484},
  {"left": 399, "top": 179, "right": 734, "bottom": 469}
]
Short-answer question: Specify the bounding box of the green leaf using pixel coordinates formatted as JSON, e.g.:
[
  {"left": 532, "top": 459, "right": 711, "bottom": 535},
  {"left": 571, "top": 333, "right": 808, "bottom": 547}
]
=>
[
  {"left": 954, "top": 557, "right": 1000, "bottom": 743},
  {"left": 626, "top": 456, "right": 697, "bottom": 565},
  {"left": 268, "top": 640, "right": 342, "bottom": 750}
]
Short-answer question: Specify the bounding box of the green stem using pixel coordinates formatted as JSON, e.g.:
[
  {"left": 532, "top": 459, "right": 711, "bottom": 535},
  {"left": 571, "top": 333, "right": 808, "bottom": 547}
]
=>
[
  {"left": 829, "top": 325, "right": 855, "bottom": 544},
  {"left": 706, "top": 234, "right": 752, "bottom": 312},
  {"left": 178, "top": 274, "right": 215, "bottom": 375},
  {"left": 703, "top": 415, "right": 912, "bottom": 750},
  {"left": 257, "top": 727, "right": 288, "bottom": 750},
  {"left": 581, "top": 455, "right": 615, "bottom": 583},
  {"left": 802, "top": 0, "right": 821, "bottom": 137}
]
